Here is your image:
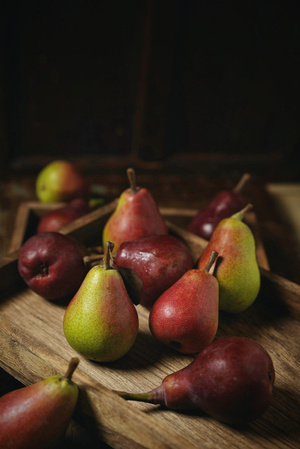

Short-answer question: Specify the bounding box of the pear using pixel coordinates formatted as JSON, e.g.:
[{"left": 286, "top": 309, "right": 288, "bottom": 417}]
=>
[
  {"left": 115, "top": 234, "right": 194, "bottom": 308},
  {"left": 188, "top": 173, "right": 250, "bottom": 240},
  {"left": 149, "top": 251, "right": 219, "bottom": 354},
  {"left": 36, "top": 160, "right": 89, "bottom": 203},
  {"left": 197, "top": 204, "right": 260, "bottom": 313},
  {"left": 114, "top": 337, "right": 275, "bottom": 425},
  {"left": 102, "top": 168, "right": 168, "bottom": 253},
  {"left": 0, "top": 358, "right": 79, "bottom": 449},
  {"left": 63, "top": 241, "right": 139, "bottom": 362}
]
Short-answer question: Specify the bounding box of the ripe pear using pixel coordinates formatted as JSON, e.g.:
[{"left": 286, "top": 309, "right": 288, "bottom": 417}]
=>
[
  {"left": 149, "top": 250, "right": 219, "bottom": 354},
  {"left": 36, "top": 160, "right": 89, "bottom": 203},
  {"left": 0, "top": 358, "right": 79, "bottom": 449},
  {"left": 18, "top": 232, "right": 87, "bottom": 300},
  {"left": 37, "top": 198, "right": 90, "bottom": 232},
  {"left": 197, "top": 204, "right": 260, "bottom": 313},
  {"left": 63, "top": 241, "right": 139, "bottom": 362},
  {"left": 115, "top": 337, "right": 275, "bottom": 425},
  {"left": 115, "top": 234, "right": 194, "bottom": 308},
  {"left": 102, "top": 168, "right": 168, "bottom": 253},
  {"left": 188, "top": 173, "right": 250, "bottom": 240}
]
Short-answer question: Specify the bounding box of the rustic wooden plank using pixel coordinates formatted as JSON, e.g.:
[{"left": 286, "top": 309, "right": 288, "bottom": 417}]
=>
[
  {"left": 0, "top": 200, "right": 299, "bottom": 448},
  {"left": 0, "top": 273, "right": 299, "bottom": 449}
]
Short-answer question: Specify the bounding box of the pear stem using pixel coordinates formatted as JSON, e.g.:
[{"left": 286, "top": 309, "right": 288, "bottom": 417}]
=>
[
  {"left": 113, "top": 390, "right": 156, "bottom": 404},
  {"left": 202, "top": 250, "right": 219, "bottom": 273},
  {"left": 233, "top": 173, "right": 251, "bottom": 193},
  {"left": 83, "top": 254, "right": 104, "bottom": 265},
  {"left": 103, "top": 241, "right": 114, "bottom": 269},
  {"left": 232, "top": 203, "right": 253, "bottom": 221},
  {"left": 64, "top": 357, "right": 79, "bottom": 381},
  {"left": 127, "top": 168, "right": 138, "bottom": 193}
]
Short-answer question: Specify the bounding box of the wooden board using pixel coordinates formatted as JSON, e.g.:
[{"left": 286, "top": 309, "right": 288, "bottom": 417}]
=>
[{"left": 0, "top": 201, "right": 299, "bottom": 449}]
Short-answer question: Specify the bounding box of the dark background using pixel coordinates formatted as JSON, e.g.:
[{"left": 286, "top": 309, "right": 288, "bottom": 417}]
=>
[{"left": 1, "top": 0, "right": 299, "bottom": 180}]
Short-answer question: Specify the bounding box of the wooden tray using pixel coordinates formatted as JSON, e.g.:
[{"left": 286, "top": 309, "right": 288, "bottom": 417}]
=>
[{"left": 0, "top": 201, "right": 299, "bottom": 449}]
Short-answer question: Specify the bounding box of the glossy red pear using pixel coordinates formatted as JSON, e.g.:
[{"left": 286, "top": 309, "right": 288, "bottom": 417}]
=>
[
  {"left": 18, "top": 232, "right": 87, "bottom": 300},
  {"left": 188, "top": 173, "right": 250, "bottom": 240},
  {"left": 115, "top": 234, "right": 194, "bottom": 308},
  {"left": 149, "top": 250, "right": 219, "bottom": 353}
]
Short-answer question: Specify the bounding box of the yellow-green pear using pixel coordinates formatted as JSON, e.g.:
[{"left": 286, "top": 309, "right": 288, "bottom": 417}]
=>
[
  {"left": 63, "top": 241, "right": 139, "bottom": 362},
  {"left": 197, "top": 204, "right": 260, "bottom": 313},
  {"left": 36, "top": 160, "right": 89, "bottom": 203}
]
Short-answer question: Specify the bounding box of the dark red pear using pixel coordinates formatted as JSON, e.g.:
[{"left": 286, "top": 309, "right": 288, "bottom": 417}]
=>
[
  {"left": 149, "top": 250, "right": 219, "bottom": 354},
  {"left": 114, "top": 234, "right": 194, "bottom": 308},
  {"left": 37, "top": 198, "right": 90, "bottom": 233},
  {"left": 188, "top": 173, "right": 250, "bottom": 240},
  {"left": 115, "top": 336, "right": 275, "bottom": 425},
  {"left": 18, "top": 232, "right": 87, "bottom": 300},
  {"left": 0, "top": 358, "right": 79, "bottom": 449}
]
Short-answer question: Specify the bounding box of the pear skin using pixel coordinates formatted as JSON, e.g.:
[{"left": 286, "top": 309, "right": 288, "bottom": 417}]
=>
[
  {"left": 0, "top": 358, "right": 79, "bottom": 449},
  {"left": 36, "top": 160, "right": 88, "bottom": 203},
  {"left": 197, "top": 204, "right": 260, "bottom": 313},
  {"left": 102, "top": 168, "right": 168, "bottom": 253},
  {"left": 63, "top": 242, "right": 139, "bottom": 362},
  {"left": 149, "top": 251, "right": 219, "bottom": 354},
  {"left": 115, "top": 337, "right": 275, "bottom": 425}
]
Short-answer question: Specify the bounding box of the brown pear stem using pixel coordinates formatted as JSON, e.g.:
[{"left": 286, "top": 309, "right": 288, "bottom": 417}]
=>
[
  {"left": 114, "top": 390, "right": 156, "bottom": 404},
  {"left": 83, "top": 254, "right": 104, "bottom": 265},
  {"left": 233, "top": 173, "right": 251, "bottom": 193},
  {"left": 64, "top": 357, "right": 79, "bottom": 381},
  {"left": 233, "top": 203, "right": 253, "bottom": 221},
  {"left": 127, "top": 168, "right": 138, "bottom": 193},
  {"left": 87, "top": 245, "right": 103, "bottom": 254},
  {"left": 202, "top": 250, "right": 218, "bottom": 273},
  {"left": 103, "top": 241, "right": 114, "bottom": 269}
]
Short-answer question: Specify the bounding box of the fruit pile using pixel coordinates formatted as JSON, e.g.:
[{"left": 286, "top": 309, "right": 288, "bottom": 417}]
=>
[{"left": 0, "top": 161, "right": 276, "bottom": 448}]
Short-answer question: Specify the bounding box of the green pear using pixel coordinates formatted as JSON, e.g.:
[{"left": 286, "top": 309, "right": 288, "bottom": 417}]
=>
[
  {"left": 0, "top": 358, "right": 79, "bottom": 449},
  {"left": 63, "top": 241, "right": 139, "bottom": 362},
  {"left": 197, "top": 204, "right": 260, "bottom": 313},
  {"left": 36, "top": 160, "right": 89, "bottom": 203},
  {"left": 102, "top": 168, "right": 168, "bottom": 253}
]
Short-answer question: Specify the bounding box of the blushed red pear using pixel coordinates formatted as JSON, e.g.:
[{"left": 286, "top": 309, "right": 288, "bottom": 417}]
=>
[
  {"left": 149, "top": 251, "right": 219, "bottom": 354},
  {"left": 102, "top": 168, "right": 168, "bottom": 254}
]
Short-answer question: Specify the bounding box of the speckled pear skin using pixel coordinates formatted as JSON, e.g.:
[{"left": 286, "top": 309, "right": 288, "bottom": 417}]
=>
[
  {"left": 197, "top": 207, "right": 260, "bottom": 313},
  {"left": 63, "top": 265, "right": 139, "bottom": 362},
  {"left": 102, "top": 168, "right": 168, "bottom": 254}
]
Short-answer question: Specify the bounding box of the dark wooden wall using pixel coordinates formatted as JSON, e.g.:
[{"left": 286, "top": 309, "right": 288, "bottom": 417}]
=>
[{"left": 1, "top": 0, "right": 299, "bottom": 180}]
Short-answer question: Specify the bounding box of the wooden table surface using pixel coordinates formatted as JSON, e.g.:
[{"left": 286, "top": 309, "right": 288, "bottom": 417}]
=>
[{"left": 0, "top": 172, "right": 299, "bottom": 448}]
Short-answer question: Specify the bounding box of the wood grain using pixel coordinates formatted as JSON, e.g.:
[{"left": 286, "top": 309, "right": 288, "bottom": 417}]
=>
[{"left": 0, "top": 200, "right": 299, "bottom": 448}]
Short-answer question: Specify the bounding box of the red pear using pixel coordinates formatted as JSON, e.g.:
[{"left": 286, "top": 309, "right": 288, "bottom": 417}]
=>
[
  {"left": 149, "top": 251, "right": 219, "bottom": 354},
  {"left": 18, "top": 232, "right": 87, "bottom": 300},
  {"left": 115, "top": 337, "right": 275, "bottom": 425},
  {"left": 37, "top": 198, "right": 90, "bottom": 233},
  {"left": 188, "top": 173, "right": 250, "bottom": 240},
  {"left": 114, "top": 234, "right": 194, "bottom": 308},
  {"left": 0, "top": 358, "right": 79, "bottom": 449},
  {"left": 102, "top": 168, "right": 168, "bottom": 253}
]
